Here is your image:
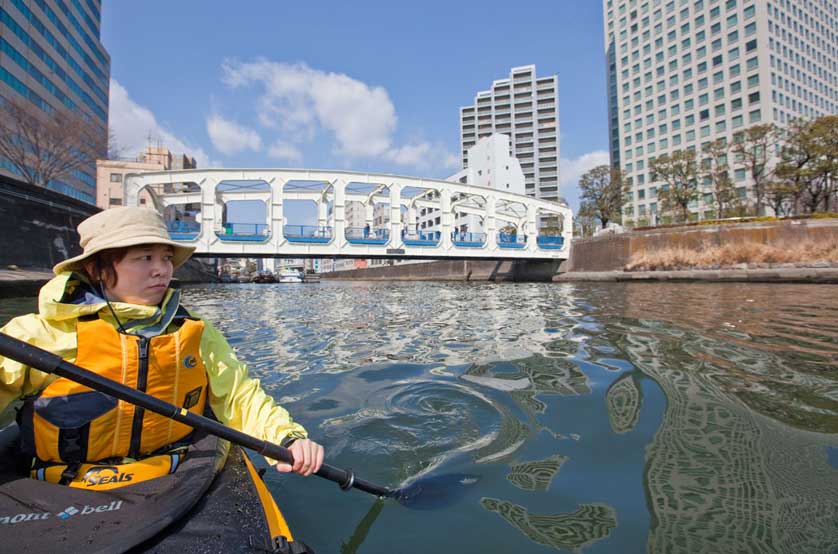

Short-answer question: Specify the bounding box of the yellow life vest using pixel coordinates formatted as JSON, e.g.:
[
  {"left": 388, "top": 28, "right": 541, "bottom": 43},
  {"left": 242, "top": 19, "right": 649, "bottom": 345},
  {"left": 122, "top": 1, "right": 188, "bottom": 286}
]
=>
[{"left": 19, "top": 316, "right": 208, "bottom": 464}]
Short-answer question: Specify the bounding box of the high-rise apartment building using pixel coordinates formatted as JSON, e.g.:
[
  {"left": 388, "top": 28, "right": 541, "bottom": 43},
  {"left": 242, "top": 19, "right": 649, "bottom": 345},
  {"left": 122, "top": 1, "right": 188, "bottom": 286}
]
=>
[
  {"left": 0, "top": 0, "right": 110, "bottom": 204},
  {"left": 604, "top": 0, "right": 838, "bottom": 223},
  {"left": 460, "top": 65, "right": 561, "bottom": 203}
]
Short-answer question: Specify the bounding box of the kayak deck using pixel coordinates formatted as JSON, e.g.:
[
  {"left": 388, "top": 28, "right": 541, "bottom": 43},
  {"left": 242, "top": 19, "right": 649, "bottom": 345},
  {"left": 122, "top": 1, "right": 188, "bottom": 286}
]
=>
[{"left": 0, "top": 423, "right": 311, "bottom": 553}]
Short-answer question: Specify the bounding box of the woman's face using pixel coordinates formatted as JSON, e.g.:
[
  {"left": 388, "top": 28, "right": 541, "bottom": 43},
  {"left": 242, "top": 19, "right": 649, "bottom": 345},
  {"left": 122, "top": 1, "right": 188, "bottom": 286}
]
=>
[{"left": 107, "top": 244, "right": 174, "bottom": 305}]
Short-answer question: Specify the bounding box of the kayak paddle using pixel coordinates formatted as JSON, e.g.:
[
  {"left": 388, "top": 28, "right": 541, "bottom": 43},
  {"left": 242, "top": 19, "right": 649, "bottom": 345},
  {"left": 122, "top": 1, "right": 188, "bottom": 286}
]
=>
[{"left": 0, "top": 332, "right": 477, "bottom": 509}]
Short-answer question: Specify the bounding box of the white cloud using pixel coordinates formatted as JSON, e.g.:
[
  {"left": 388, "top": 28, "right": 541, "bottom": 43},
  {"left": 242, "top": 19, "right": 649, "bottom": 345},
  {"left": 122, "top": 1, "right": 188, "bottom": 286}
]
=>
[
  {"left": 560, "top": 150, "right": 611, "bottom": 210},
  {"left": 383, "top": 142, "right": 461, "bottom": 173},
  {"left": 267, "top": 140, "right": 303, "bottom": 164},
  {"left": 221, "top": 59, "right": 457, "bottom": 171},
  {"left": 206, "top": 114, "right": 262, "bottom": 156},
  {"left": 109, "top": 79, "right": 215, "bottom": 167}
]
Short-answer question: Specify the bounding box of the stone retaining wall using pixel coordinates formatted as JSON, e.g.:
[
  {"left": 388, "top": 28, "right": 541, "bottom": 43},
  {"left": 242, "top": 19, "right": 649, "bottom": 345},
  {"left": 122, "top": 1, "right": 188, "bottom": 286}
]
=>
[
  {"left": 321, "top": 259, "right": 562, "bottom": 282},
  {"left": 568, "top": 219, "right": 838, "bottom": 272},
  {"left": 0, "top": 175, "right": 99, "bottom": 270}
]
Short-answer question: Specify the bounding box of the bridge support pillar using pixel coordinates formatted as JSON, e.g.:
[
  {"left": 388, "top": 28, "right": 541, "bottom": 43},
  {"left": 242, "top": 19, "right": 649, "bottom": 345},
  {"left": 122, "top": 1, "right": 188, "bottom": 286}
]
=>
[
  {"left": 388, "top": 183, "right": 402, "bottom": 247},
  {"left": 525, "top": 203, "right": 538, "bottom": 255},
  {"left": 333, "top": 180, "right": 346, "bottom": 247},
  {"left": 440, "top": 188, "right": 452, "bottom": 250},
  {"left": 196, "top": 177, "right": 220, "bottom": 248},
  {"left": 270, "top": 177, "right": 286, "bottom": 246},
  {"left": 486, "top": 195, "right": 497, "bottom": 250}
]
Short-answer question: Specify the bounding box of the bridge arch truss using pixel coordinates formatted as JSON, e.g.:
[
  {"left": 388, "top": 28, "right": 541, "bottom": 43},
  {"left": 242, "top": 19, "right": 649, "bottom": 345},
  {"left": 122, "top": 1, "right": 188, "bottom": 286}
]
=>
[{"left": 124, "top": 168, "right": 573, "bottom": 260}]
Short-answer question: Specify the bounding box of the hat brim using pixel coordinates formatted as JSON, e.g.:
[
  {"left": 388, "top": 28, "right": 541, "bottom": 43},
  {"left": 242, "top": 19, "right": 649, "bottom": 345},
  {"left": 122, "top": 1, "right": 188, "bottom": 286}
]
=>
[{"left": 53, "top": 237, "right": 196, "bottom": 275}]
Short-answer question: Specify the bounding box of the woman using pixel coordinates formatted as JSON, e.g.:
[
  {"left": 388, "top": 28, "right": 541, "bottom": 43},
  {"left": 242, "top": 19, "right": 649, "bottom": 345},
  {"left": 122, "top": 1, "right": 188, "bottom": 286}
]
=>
[{"left": 0, "top": 207, "right": 323, "bottom": 476}]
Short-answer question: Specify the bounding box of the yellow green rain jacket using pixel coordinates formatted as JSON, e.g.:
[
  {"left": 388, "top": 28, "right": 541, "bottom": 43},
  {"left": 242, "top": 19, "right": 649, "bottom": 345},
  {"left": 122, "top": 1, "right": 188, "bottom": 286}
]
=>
[{"left": 0, "top": 273, "right": 307, "bottom": 459}]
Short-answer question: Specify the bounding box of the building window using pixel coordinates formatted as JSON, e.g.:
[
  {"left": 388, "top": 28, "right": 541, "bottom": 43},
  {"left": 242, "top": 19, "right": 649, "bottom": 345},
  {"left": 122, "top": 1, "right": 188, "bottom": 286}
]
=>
[
  {"left": 110, "top": 173, "right": 123, "bottom": 183},
  {"left": 109, "top": 198, "right": 122, "bottom": 206}
]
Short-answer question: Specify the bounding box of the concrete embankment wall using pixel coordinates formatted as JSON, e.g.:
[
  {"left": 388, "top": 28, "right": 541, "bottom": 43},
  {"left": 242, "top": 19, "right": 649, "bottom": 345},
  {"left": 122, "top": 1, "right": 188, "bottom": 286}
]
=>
[
  {"left": 321, "top": 259, "right": 563, "bottom": 282},
  {"left": 0, "top": 175, "right": 99, "bottom": 270},
  {"left": 567, "top": 219, "right": 838, "bottom": 272}
]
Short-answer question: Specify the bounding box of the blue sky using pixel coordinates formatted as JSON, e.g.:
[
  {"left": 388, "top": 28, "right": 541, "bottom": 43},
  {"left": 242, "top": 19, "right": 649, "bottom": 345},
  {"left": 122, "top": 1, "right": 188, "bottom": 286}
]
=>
[{"left": 103, "top": 0, "right": 610, "bottom": 212}]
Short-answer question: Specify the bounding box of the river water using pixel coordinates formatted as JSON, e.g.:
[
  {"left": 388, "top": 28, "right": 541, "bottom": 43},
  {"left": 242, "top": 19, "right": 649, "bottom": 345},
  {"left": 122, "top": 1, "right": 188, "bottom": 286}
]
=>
[{"left": 3, "top": 281, "right": 838, "bottom": 553}]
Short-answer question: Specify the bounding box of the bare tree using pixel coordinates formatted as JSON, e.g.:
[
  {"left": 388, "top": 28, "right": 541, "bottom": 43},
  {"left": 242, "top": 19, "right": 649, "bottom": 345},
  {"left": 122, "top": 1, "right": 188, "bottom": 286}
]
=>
[
  {"left": 577, "top": 165, "right": 630, "bottom": 228},
  {"left": 773, "top": 119, "right": 812, "bottom": 215},
  {"left": 650, "top": 150, "right": 699, "bottom": 223},
  {"left": 804, "top": 115, "right": 838, "bottom": 213},
  {"left": 701, "top": 139, "right": 739, "bottom": 219},
  {"left": 730, "top": 123, "right": 779, "bottom": 216},
  {"left": 107, "top": 128, "right": 124, "bottom": 160},
  {"left": 574, "top": 203, "right": 599, "bottom": 238},
  {"left": 0, "top": 96, "right": 104, "bottom": 188}
]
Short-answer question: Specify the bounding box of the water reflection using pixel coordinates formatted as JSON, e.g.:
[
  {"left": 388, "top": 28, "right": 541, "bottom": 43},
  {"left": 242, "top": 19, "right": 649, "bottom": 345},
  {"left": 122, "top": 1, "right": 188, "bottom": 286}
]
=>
[
  {"left": 175, "top": 282, "right": 838, "bottom": 552},
  {"left": 606, "top": 283, "right": 838, "bottom": 553},
  {"left": 605, "top": 372, "right": 643, "bottom": 434},
  {"left": 480, "top": 498, "right": 617, "bottom": 551},
  {"left": 506, "top": 454, "right": 567, "bottom": 492},
  {"left": 2, "top": 281, "right": 837, "bottom": 553}
]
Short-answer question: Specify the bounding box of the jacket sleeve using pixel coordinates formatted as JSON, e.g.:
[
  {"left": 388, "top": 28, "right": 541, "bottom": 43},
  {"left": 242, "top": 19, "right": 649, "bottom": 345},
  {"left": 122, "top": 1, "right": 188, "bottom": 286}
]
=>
[
  {"left": 0, "top": 315, "right": 74, "bottom": 426},
  {"left": 198, "top": 318, "right": 308, "bottom": 453}
]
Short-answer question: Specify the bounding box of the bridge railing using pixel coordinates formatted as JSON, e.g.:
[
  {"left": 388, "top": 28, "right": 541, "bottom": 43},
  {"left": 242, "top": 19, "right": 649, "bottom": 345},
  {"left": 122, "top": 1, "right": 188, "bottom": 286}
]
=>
[
  {"left": 167, "top": 220, "right": 201, "bottom": 240},
  {"left": 536, "top": 235, "right": 565, "bottom": 249},
  {"left": 402, "top": 230, "right": 441, "bottom": 247},
  {"left": 498, "top": 232, "right": 527, "bottom": 249},
  {"left": 218, "top": 222, "right": 271, "bottom": 242},
  {"left": 452, "top": 231, "right": 487, "bottom": 248},
  {"left": 284, "top": 225, "right": 334, "bottom": 244},
  {"left": 345, "top": 227, "right": 390, "bottom": 245}
]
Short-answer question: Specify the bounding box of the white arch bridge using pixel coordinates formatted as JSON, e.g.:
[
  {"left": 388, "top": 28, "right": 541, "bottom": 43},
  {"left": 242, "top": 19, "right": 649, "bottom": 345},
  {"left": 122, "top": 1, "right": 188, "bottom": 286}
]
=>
[{"left": 124, "top": 169, "right": 573, "bottom": 261}]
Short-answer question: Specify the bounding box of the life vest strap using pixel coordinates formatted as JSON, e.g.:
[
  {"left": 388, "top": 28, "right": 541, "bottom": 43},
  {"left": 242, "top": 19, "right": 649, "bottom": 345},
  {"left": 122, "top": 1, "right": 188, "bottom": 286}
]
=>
[{"left": 32, "top": 450, "right": 185, "bottom": 490}]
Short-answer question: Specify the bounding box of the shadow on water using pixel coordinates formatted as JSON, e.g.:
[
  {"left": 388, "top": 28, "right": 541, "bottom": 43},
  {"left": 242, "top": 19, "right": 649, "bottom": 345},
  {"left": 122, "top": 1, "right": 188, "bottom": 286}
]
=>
[{"left": 340, "top": 498, "right": 384, "bottom": 554}]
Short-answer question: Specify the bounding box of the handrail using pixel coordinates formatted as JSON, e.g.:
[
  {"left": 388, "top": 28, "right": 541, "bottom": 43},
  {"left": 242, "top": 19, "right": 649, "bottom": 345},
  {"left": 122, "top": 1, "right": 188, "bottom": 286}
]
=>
[
  {"left": 283, "top": 225, "right": 334, "bottom": 239},
  {"left": 345, "top": 227, "right": 389, "bottom": 240},
  {"left": 220, "top": 222, "right": 270, "bottom": 236}
]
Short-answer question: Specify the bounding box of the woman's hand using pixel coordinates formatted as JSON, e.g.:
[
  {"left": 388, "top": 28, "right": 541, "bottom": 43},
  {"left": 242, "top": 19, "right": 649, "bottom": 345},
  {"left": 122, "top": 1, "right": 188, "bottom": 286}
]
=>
[{"left": 275, "top": 439, "right": 325, "bottom": 476}]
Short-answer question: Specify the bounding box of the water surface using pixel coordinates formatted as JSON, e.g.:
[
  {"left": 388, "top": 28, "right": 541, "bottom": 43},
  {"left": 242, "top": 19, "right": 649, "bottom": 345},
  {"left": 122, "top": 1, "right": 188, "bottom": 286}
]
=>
[{"left": 3, "top": 281, "right": 837, "bottom": 553}]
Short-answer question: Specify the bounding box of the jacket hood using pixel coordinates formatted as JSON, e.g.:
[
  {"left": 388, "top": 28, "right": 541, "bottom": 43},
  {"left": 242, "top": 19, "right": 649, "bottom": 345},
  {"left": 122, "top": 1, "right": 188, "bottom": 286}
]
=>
[{"left": 39, "top": 272, "right": 176, "bottom": 326}]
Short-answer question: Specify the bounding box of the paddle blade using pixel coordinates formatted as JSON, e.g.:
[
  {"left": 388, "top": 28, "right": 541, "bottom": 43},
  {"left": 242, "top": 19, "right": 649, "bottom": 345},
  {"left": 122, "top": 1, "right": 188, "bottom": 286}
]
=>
[{"left": 392, "top": 473, "right": 480, "bottom": 510}]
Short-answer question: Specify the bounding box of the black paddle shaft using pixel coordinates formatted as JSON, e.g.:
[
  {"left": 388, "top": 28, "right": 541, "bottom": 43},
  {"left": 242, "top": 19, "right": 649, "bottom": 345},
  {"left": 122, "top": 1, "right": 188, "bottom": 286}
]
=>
[{"left": 0, "top": 332, "right": 395, "bottom": 499}]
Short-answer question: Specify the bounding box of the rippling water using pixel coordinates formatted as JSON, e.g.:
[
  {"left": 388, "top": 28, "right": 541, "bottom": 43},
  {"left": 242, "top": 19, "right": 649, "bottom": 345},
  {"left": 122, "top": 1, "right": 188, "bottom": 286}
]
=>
[{"left": 3, "top": 281, "right": 838, "bottom": 553}]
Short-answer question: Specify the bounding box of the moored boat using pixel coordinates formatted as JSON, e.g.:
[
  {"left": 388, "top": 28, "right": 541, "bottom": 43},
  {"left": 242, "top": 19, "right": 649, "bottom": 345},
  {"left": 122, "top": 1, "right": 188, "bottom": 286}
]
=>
[
  {"left": 252, "top": 271, "right": 277, "bottom": 283},
  {"left": 278, "top": 269, "right": 303, "bottom": 283}
]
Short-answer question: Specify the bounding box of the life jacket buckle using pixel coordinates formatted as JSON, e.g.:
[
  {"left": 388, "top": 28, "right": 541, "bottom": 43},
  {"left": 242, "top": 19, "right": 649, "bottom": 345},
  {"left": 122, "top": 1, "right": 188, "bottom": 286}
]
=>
[{"left": 58, "top": 462, "right": 82, "bottom": 485}]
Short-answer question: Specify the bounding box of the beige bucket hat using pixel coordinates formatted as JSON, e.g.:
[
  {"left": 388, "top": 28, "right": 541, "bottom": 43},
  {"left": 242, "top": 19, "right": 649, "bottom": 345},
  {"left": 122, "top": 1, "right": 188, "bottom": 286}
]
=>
[{"left": 53, "top": 207, "right": 196, "bottom": 275}]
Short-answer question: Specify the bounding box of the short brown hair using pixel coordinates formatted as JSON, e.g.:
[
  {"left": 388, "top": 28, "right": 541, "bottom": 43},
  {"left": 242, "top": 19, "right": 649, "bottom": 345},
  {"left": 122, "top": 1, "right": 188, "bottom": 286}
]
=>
[{"left": 81, "top": 247, "right": 130, "bottom": 288}]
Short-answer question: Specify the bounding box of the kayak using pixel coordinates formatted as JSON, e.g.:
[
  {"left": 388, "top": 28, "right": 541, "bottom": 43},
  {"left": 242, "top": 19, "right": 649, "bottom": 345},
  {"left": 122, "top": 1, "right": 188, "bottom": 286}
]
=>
[{"left": 0, "top": 422, "right": 314, "bottom": 553}]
